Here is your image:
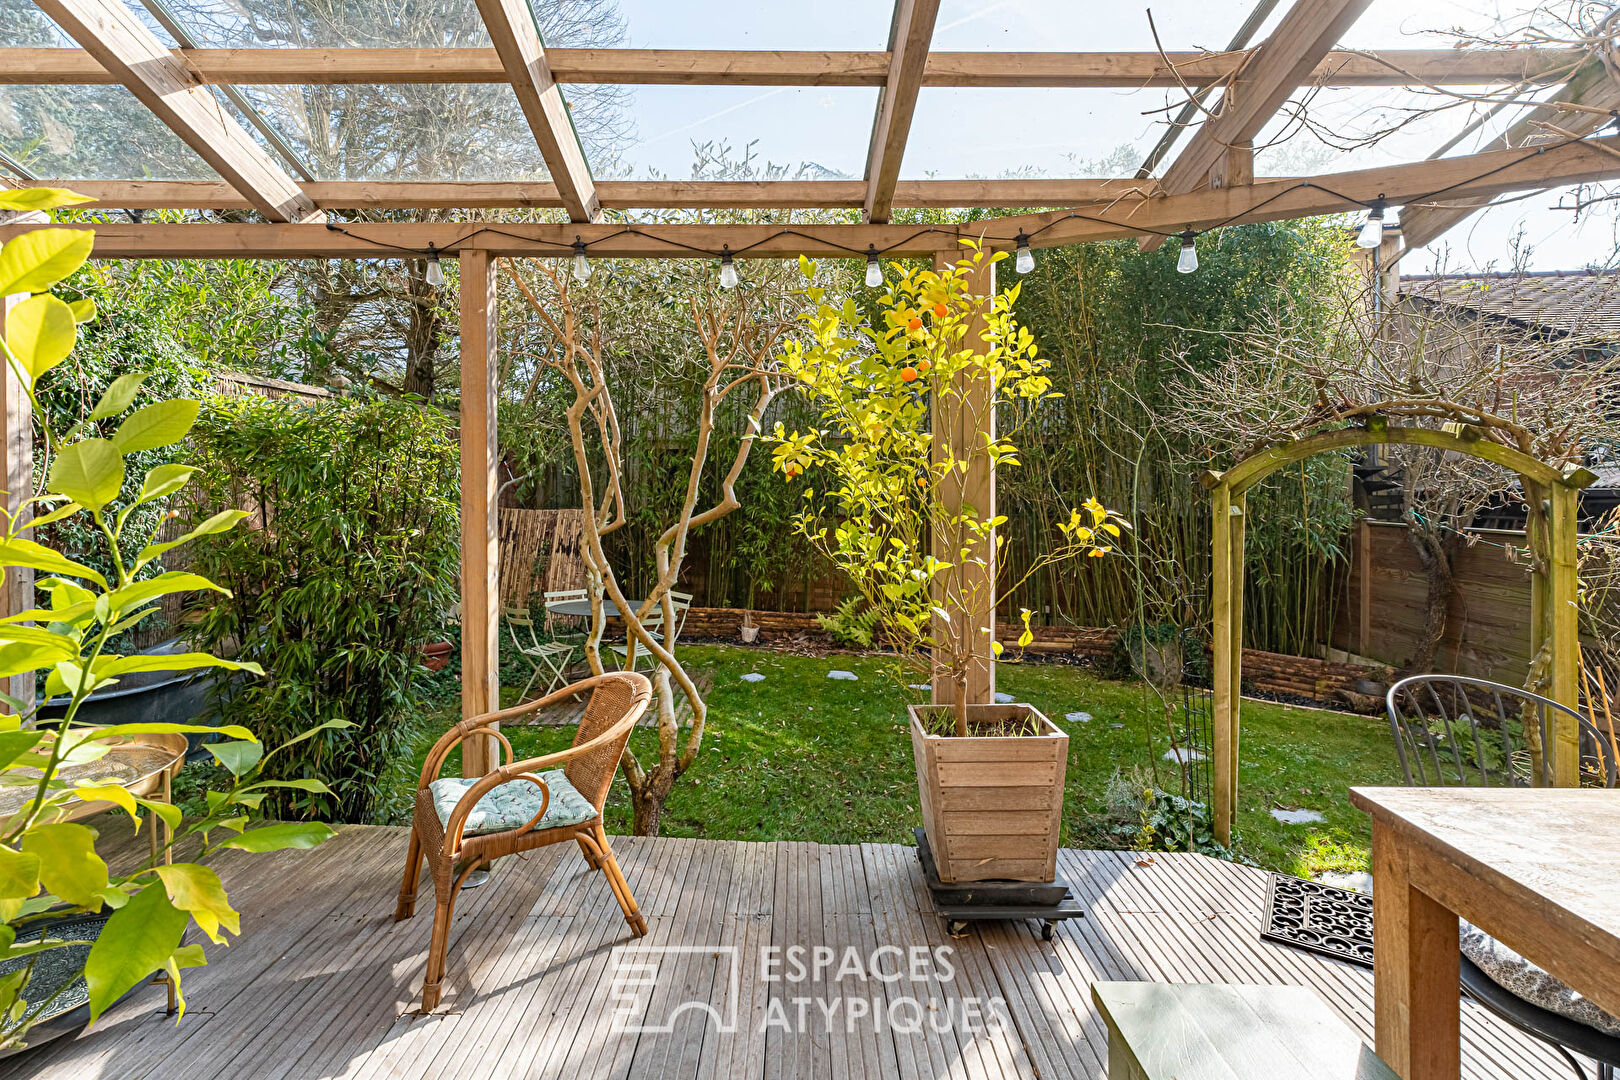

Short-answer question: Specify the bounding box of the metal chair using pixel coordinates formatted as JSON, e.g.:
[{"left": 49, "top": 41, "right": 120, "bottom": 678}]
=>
[
  {"left": 504, "top": 605, "right": 578, "bottom": 703},
  {"left": 610, "top": 608, "right": 664, "bottom": 672},
  {"left": 1386, "top": 674, "right": 1619, "bottom": 1079},
  {"left": 1385, "top": 674, "right": 1616, "bottom": 789}
]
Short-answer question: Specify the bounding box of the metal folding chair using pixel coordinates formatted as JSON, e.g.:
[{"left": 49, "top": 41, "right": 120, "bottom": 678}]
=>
[{"left": 505, "top": 605, "right": 578, "bottom": 703}]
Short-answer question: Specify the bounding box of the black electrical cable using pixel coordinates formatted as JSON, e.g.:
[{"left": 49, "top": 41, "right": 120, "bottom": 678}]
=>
[{"left": 316, "top": 132, "right": 1602, "bottom": 265}]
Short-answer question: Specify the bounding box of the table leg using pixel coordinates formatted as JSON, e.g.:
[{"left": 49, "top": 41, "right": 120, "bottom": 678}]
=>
[
  {"left": 161, "top": 770, "right": 173, "bottom": 865},
  {"left": 1373, "top": 821, "right": 1461, "bottom": 1080}
]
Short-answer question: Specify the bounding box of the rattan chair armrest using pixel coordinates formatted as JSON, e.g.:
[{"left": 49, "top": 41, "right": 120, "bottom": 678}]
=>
[{"left": 414, "top": 673, "right": 651, "bottom": 791}]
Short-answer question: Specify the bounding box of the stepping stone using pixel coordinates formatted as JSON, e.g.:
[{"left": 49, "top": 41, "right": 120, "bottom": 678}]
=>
[
  {"left": 1163, "top": 747, "right": 1205, "bottom": 764},
  {"left": 828, "top": 670, "right": 858, "bottom": 681},
  {"left": 1066, "top": 711, "right": 1093, "bottom": 723},
  {"left": 994, "top": 692, "right": 1014, "bottom": 704},
  {"left": 741, "top": 673, "right": 765, "bottom": 683},
  {"left": 1110, "top": 723, "right": 1125, "bottom": 729},
  {"left": 908, "top": 684, "right": 932, "bottom": 691},
  {"left": 1270, "top": 808, "right": 1325, "bottom": 825},
  {"left": 1314, "top": 871, "right": 1373, "bottom": 894}
]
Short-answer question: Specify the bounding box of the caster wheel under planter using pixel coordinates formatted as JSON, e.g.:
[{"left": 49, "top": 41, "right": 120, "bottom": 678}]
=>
[
  {"left": 1041, "top": 921, "right": 1056, "bottom": 941},
  {"left": 947, "top": 920, "right": 970, "bottom": 937}
]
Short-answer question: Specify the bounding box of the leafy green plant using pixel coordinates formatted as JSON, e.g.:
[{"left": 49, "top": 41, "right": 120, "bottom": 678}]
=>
[
  {"left": 0, "top": 187, "right": 339, "bottom": 1048},
  {"left": 770, "top": 242, "right": 1127, "bottom": 735},
  {"left": 183, "top": 392, "right": 460, "bottom": 823},
  {"left": 816, "top": 596, "right": 882, "bottom": 648}
]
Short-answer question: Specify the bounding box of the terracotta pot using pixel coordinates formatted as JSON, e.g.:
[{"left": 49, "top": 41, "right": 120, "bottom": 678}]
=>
[
  {"left": 908, "top": 702, "right": 1067, "bottom": 884},
  {"left": 419, "top": 641, "right": 454, "bottom": 672}
]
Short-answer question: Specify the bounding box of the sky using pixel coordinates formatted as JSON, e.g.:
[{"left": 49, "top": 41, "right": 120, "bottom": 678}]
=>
[{"left": 598, "top": 0, "right": 1618, "bottom": 272}]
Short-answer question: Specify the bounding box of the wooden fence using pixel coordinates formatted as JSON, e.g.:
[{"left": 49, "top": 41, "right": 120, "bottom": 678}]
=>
[
  {"left": 498, "top": 509, "right": 587, "bottom": 610},
  {"left": 1332, "top": 519, "right": 1535, "bottom": 684}
]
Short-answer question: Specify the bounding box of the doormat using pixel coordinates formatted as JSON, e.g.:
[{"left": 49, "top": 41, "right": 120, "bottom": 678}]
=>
[{"left": 1261, "top": 873, "right": 1373, "bottom": 968}]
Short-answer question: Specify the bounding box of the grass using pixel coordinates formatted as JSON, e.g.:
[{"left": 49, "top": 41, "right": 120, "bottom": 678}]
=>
[{"left": 404, "top": 643, "right": 1406, "bottom": 878}]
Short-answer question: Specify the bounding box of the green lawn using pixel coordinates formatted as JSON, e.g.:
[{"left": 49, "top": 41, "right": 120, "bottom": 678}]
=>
[{"left": 405, "top": 643, "right": 1404, "bottom": 877}]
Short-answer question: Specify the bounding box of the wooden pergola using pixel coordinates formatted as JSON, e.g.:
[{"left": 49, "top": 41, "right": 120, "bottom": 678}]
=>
[{"left": 4, "top": 0, "right": 1620, "bottom": 777}]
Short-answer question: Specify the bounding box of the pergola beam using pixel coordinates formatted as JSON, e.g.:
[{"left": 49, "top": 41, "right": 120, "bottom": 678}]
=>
[
  {"left": 1399, "top": 60, "right": 1620, "bottom": 250},
  {"left": 1142, "top": 0, "right": 1374, "bottom": 250},
  {"left": 10, "top": 136, "right": 1620, "bottom": 260},
  {"left": 864, "top": 0, "right": 942, "bottom": 223},
  {"left": 10, "top": 177, "right": 1169, "bottom": 210},
  {"left": 28, "top": 0, "right": 323, "bottom": 223},
  {"left": 0, "top": 46, "right": 1584, "bottom": 88},
  {"left": 473, "top": 0, "right": 599, "bottom": 222}
]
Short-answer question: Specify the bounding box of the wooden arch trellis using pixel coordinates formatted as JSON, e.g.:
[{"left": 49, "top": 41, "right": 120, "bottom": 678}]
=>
[{"left": 1201, "top": 421, "right": 1597, "bottom": 845}]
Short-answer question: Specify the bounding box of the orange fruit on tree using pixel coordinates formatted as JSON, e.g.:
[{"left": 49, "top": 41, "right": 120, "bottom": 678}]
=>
[
  {"left": 900, "top": 366, "right": 919, "bottom": 382},
  {"left": 907, "top": 317, "right": 922, "bottom": 332},
  {"left": 932, "top": 303, "right": 947, "bottom": 318},
  {"left": 917, "top": 359, "right": 931, "bottom": 373}
]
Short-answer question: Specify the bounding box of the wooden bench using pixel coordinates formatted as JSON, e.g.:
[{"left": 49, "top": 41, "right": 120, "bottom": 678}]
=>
[{"left": 1092, "top": 982, "right": 1400, "bottom": 1080}]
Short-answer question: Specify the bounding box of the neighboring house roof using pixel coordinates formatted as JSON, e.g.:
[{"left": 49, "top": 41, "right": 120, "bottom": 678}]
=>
[{"left": 1400, "top": 270, "right": 1620, "bottom": 345}]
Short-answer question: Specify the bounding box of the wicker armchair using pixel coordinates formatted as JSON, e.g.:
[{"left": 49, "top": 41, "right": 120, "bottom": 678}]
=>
[{"left": 395, "top": 671, "right": 652, "bottom": 1011}]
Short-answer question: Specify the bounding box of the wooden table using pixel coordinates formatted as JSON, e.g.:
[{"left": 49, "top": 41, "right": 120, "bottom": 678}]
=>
[{"left": 1350, "top": 787, "right": 1620, "bottom": 1080}]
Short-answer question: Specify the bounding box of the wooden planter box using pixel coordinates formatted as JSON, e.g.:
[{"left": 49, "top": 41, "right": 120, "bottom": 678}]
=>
[{"left": 908, "top": 703, "right": 1068, "bottom": 884}]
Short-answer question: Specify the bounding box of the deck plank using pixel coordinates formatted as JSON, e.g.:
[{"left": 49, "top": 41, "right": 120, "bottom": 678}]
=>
[{"left": 0, "top": 825, "right": 1581, "bottom": 1080}]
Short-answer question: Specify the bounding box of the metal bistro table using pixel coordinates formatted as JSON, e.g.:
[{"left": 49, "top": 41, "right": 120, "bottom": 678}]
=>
[
  {"left": 545, "top": 597, "right": 652, "bottom": 670},
  {"left": 1350, "top": 786, "right": 1620, "bottom": 1080}
]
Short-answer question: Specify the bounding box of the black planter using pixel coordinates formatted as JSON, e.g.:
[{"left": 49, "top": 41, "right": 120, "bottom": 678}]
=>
[
  {"left": 37, "top": 639, "right": 237, "bottom": 761},
  {"left": 0, "top": 912, "right": 123, "bottom": 1056}
]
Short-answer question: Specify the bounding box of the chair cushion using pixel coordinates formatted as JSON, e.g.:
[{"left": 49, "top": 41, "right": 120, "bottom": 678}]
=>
[
  {"left": 1461, "top": 921, "right": 1620, "bottom": 1037},
  {"left": 428, "top": 768, "right": 597, "bottom": 837}
]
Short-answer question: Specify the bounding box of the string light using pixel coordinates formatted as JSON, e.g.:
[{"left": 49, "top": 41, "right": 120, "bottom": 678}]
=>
[
  {"left": 1176, "top": 231, "right": 1199, "bottom": 274},
  {"left": 1014, "top": 230, "right": 1035, "bottom": 274},
  {"left": 1357, "top": 197, "right": 1387, "bottom": 249},
  {"left": 570, "top": 237, "right": 591, "bottom": 282},
  {"left": 319, "top": 134, "right": 1593, "bottom": 287}
]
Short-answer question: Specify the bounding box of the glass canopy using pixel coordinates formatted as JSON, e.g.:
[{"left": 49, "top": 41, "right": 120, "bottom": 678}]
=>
[{"left": 0, "top": 0, "right": 1607, "bottom": 268}]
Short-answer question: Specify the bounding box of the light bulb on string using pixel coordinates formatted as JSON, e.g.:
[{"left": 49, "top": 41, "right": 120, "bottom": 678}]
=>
[
  {"left": 1014, "top": 231, "right": 1035, "bottom": 274},
  {"left": 865, "top": 246, "right": 883, "bottom": 288},
  {"left": 424, "top": 243, "right": 445, "bottom": 288},
  {"left": 1176, "top": 231, "right": 1198, "bottom": 274},
  {"left": 1357, "top": 198, "right": 1387, "bottom": 249},
  {"left": 571, "top": 238, "right": 591, "bottom": 283},
  {"left": 719, "top": 246, "right": 739, "bottom": 290}
]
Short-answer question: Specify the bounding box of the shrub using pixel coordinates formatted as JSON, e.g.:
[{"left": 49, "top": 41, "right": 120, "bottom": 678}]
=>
[{"left": 184, "top": 393, "right": 460, "bottom": 822}]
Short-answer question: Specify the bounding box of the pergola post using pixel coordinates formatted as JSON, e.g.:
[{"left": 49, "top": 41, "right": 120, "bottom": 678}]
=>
[
  {"left": 459, "top": 250, "right": 500, "bottom": 776},
  {"left": 0, "top": 289, "right": 34, "bottom": 714},
  {"left": 1549, "top": 480, "right": 1581, "bottom": 785},
  {"left": 930, "top": 250, "right": 995, "bottom": 708},
  {"left": 1210, "top": 481, "right": 1240, "bottom": 846}
]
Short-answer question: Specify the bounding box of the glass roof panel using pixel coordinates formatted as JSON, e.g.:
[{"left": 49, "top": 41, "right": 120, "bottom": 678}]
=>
[
  {"left": 1250, "top": 84, "right": 1561, "bottom": 178},
  {"left": 931, "top": 0, "right": 1259, "bottom": 52},
  {"left": 1338, "top": 0, "right": 1554, "bottom": 51},
  {"left": 0, "top": 84, "right": 214, "bottom": 179},
  {"left": 901, "top": 88, "right": 1162, "bottom": 180},
  {"left": 2, "top": 0, "right": 70, "bottom": 46},
  {"left": 597, "top": 85, "right": 879, "bottom": 181},
  {"left": 150, "top": 0, "right": 493, "bottom": 48},
  {"left": 232, "top": 84, "right": 551, "bottom": 181},
  {"left": 611, "top": 0, "right": 894, "bottom": 49}
]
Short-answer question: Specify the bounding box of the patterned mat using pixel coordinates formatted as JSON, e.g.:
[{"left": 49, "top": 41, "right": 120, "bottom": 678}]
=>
[{"left": 1261, "top": 873, "right": 1374, "bottom": 968}]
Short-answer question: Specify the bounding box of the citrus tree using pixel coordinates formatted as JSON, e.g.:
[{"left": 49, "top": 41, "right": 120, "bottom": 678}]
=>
[
  {"left": 770, "top": 242, "right": 1126, "bottom": 736},
  {"left": 0, "top": 187, "right": 340, "bottom": 1047}
]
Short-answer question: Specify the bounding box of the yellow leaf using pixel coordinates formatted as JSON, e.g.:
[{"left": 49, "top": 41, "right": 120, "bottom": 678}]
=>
[{"left": 4, "top": 294, "right": 76, "bottom": 383}]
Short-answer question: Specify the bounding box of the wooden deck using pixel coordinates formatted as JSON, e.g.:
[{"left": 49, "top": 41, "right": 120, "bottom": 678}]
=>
[{"left": 0, "top": 825, "right": 1574, "bottom": 1080}]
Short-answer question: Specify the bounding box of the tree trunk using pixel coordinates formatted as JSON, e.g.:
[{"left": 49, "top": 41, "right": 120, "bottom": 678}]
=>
[
  {"left": 1399, "top": 524, "right": 1458, "bottom": 677},
  {"left": 629, "top": 768, "right": 676, "bottom": 836},
  {"left": 402, "top": 262, "right": 444, "bottom": 401}
]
